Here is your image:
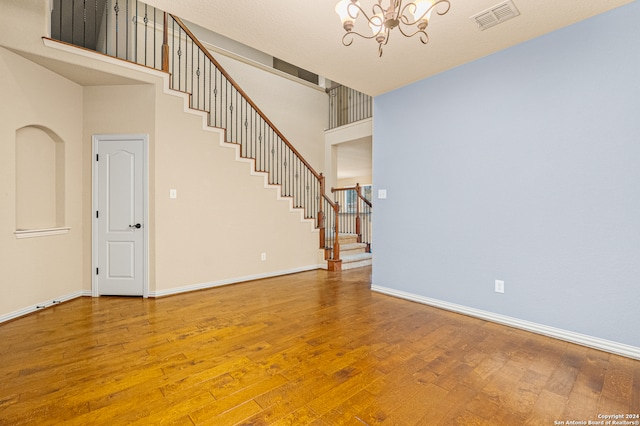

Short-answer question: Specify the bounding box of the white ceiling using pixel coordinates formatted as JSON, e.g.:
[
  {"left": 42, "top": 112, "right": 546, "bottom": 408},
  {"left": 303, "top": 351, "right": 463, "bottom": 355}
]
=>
[{"left": 138, "top": 0, "right": 634, "bottom": 97}]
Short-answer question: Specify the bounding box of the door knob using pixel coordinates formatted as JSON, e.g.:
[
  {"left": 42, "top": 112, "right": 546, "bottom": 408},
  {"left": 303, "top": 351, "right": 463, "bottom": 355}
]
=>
[{"left": 129, "top": 223, "right": 142, "bottom": 229}]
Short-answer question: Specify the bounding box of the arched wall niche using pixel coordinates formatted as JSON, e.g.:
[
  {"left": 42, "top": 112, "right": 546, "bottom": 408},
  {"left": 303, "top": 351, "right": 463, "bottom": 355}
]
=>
[{"left": 15, "top": 125, "right": 66, "bottom": 232}]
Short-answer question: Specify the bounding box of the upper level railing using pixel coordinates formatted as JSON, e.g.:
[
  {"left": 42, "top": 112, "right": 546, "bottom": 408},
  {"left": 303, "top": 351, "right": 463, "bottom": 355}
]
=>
[
  {"left": 327, "top": 85, "right": 373, "bottom": 130},
  {"left": 49, "top": 0, "right": 351, "bottom": 268},
  {"left": 332, "top": 184, "right": 373, "bottom": 252}
]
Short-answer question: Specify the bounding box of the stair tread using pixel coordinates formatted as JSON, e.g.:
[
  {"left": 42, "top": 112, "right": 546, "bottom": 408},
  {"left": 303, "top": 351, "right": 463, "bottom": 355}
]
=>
[
  {"left": 342, "top": 252, "right": 372, "bottom": 262},
  {"left": 341, "top": 243, "right": 367, "bottom": 250}
]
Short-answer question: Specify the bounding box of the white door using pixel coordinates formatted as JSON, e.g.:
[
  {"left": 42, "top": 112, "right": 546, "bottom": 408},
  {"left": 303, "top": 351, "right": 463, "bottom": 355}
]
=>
[{"left": 93, "top": 135, "right": 147, "bottom": 296}]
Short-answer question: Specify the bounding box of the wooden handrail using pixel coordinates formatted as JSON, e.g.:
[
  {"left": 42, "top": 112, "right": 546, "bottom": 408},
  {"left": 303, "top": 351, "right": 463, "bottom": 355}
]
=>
[
  {"left": 331, "top": 185, "right": 373, "bottom": 208},
  {"left": 169, "top": 15, "right": 322, "bottom": 181}
]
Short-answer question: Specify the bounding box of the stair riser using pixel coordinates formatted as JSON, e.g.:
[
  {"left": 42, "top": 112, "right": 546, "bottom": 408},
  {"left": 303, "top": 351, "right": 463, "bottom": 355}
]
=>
[{"left": 341, "top": 259, "right": 373, "bottom": 270}]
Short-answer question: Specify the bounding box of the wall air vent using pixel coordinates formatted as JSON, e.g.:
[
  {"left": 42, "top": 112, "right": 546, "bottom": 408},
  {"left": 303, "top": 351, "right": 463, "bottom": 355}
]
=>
[{"left": 470, "top": 0, "right": 521, "bottom": 31}]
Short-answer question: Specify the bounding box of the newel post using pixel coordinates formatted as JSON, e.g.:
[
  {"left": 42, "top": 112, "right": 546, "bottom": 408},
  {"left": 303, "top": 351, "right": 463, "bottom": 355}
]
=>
[
  {"left": 355, "top": 183, "right": 362, "bottom": 243},
  {"left": 333, "top": 203, "right": 340, "bottom": 259},
  {"left": 327, "top": 201, "right": 342, "bottom": 271},
  {"left": 162, "top": 13, "right": 170, "bottom": 73},
  {"left": 318, "top": 174, "right": 326, "bottom": 249}
]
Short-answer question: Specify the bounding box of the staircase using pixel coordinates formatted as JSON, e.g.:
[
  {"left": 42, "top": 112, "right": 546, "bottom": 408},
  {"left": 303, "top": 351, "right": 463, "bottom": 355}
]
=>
[
  {"left": 336, "top": 234, "right": 373, "bottom": 270},
  {"left": 49, "top": 0, "right": 372, "bottom": 270}
]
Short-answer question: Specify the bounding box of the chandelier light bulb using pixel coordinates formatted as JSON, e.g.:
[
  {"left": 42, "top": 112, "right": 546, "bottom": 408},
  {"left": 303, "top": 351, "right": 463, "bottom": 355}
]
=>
[
  {"left": 335, "top": 0, "right": 360, "bottom": 31},
  {"left": 335, "top": 0, "right": 451, "bottom": 56},
  {"left": 411, "top": 0, "right": 434, "bottom": 29}
]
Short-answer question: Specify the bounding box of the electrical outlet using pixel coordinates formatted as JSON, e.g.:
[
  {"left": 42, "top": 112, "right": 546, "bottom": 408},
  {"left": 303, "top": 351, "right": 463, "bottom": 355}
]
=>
[
  {"left": 495, "top": 280, "right": 505, "bottom": 294},
  {"left": 170, "top": 189, "right": 177, "bottom": 199},
  {"left": 261, "top": 253, "right": 267, "bottom": 261}
]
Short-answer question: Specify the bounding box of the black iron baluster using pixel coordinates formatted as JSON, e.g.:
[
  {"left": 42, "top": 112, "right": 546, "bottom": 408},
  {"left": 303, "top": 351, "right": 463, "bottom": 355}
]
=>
[
  {"left": 170, "top": 19, "right": 174, "bottom": 88},
  {"left": 94, "top": 0, "right": 98, "bottom": 51},
  {"left": 83, "top": 0, "right": 87, "bottom": 47},
  {"left": 202, "top": 52, "right": 207, "bottom": 114},
  {"left": 125, "top": 0, "right": 129, "bottom": 60},
  {"left": 114, "top": 0, "right": 119, "bottom": 58},
  {"left": 273, "top": 132, "right": 278, "bottom": 182},
  {"left": 134, "top": 0, "right": 138, "bottom": 63},
  {"left": 105, "top": 0, "right": 109, "bottom": 55},
  {"left": 208, "top": 61, "right": 213, "bottom": 126},
  {"left": 239, "top": 98, "right": 244, "bottom": 153},
  {"left": 229, "top": 86, "right": 234, "bottom": 143},
  {"left": 184, "top": 35, "right": 189, "bottom": 97},
  {"left": 189, "top": 38, "right": 193, "bottom": 104},
  {"left": 152, "top": 6, "right": 156, "bottom": 68},
  {"left": 195, "top": 50, "right": 200, "bottom": 110},
  {"left": 216, "top": 69, "right": 220, "bottom": 128},
  {"left": 273, "top": 135, "right": 279, "bottom": 184},
  {"left": 58, "top": 0, "right": 63, "bottom": 41},
  {"left": 268, "top": 131, "right": 273, "bottom": 181},
  {"left": 71, "top": 0, "right": 75, "bottom": 44},
  {"left": 177, "top": 28, "right": 182, "bottom": 91}
]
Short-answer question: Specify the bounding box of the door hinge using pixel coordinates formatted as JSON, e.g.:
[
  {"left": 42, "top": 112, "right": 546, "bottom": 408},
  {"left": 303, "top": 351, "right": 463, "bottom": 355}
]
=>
[
  {"left": 96, "top": 211, "right": 99, "bottom": 218},
  {"left": 96, "top": 154, "right": 99, "bottom": 161},
  {"left": 96, "top": 268, "right": 99, "bottom": 275}
]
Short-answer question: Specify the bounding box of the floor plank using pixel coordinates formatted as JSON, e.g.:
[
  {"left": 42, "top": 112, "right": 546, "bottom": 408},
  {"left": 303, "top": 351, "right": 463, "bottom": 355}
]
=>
[{"left": 0, "top": 267, "right": 638, "bottom": 425}]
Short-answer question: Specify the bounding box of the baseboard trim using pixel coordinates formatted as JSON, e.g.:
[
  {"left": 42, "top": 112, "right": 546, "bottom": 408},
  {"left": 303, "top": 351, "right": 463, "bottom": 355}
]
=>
[
  {"left": 371, "top": 285, "right": 640, "bottom": 360},
  {"left": 0, "top": 291, "right": 89, "bottom": 324},
  {"left": 150, "top": 265, "right": 325, "bottom": 298}
]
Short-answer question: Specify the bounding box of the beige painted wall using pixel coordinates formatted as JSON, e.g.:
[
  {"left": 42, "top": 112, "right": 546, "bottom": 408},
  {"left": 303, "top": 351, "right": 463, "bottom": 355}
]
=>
[
  {"left": 0, "top": 48, "right": 84, "bottom": 316},
  {"left": 337, "top": 176, "right": 373, "bottom": 188}
]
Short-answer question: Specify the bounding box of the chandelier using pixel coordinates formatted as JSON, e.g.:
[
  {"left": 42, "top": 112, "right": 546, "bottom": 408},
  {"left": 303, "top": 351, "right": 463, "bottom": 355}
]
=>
[{"left": 335, "top": 0, "right": 451, "bottom": 57}]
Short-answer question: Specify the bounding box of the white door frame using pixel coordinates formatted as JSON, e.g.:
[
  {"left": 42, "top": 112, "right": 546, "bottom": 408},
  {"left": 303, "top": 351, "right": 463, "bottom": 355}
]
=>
[{"left": 92, "top": 134, "right": 149, "bottom": 298}]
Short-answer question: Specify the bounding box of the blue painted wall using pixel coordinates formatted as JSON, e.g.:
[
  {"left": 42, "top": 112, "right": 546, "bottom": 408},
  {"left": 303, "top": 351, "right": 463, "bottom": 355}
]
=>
[{"left": 373, "top": 1, "right": 640, "bottom": 347}]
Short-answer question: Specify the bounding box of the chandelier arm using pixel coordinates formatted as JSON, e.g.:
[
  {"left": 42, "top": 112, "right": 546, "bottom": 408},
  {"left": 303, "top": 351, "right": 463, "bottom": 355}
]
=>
[
  {"left": 396, "top": 24, "right": 428, "bottom": 43},
  {"left": 342, "top": 29, "right": 385, "bottom": 47},
  {"left": 345, "top": 1, "right": 386, "bottom": 38},
  {"left": 432, "top": 0, "right": 451, "bottom": 16},
  {"left": 377, "top": 24, "right": 393, "bottom": 57},
  {"left": 371, "top": 2, "right": 385, "bottom": 18},
  {"left": 399, "top": 0, "right": 450, "bottom": 25},
  {"left": 346, "top": 1, "right": 378, "bottom": 25},
  {"left": 383, "top": 25, "right": 392, "bottom": 46}
]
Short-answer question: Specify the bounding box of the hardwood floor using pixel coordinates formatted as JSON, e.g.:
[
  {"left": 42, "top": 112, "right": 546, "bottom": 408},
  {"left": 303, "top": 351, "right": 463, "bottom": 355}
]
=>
[{"left": 1, "top": 267, "right": 638, "bottom": 425}]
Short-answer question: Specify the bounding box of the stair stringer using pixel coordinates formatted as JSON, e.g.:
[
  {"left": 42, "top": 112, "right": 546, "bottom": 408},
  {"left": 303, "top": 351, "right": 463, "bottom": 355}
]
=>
[{"left": 159, "top": 79, "right": 321, "bottom": 232}]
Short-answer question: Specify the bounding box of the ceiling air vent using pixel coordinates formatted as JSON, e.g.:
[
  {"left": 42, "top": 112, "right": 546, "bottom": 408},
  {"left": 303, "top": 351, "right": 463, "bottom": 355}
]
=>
[{"left": 470, "top": 0, "right": 521, "bottom": 31}]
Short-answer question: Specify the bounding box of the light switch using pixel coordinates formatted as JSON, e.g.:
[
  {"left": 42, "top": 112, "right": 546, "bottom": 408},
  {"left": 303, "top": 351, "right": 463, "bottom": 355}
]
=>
[
  {"left": 378, "top": 189, "right": 387, "bottom": 199},
  {"left": 170, "top": 189, "right": 177, "bottom": 199}
]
